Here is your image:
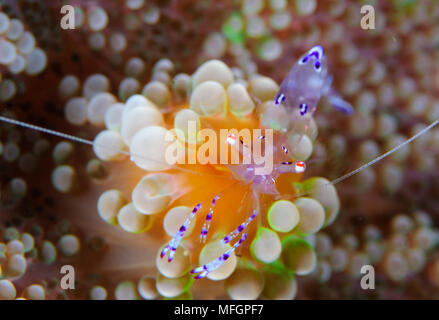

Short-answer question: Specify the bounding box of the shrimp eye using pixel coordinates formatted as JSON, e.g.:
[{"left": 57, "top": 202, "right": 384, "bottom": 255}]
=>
[
  {"left": 299, "top": 103, "right": 308, "bottom": 116},
  {"left": 314, "top": 60, "right": 321, "bottom": 71}
]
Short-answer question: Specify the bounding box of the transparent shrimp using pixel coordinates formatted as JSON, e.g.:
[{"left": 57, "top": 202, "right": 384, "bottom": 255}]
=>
[
  {"left": 3, "top": 114, "right": 439, "bottom": 281},
  {"left": 223, "top": 46, "right": 354, "bottom": 195},
  {"left": 274, "top": 45, "right": 353, "bottom": 153}
]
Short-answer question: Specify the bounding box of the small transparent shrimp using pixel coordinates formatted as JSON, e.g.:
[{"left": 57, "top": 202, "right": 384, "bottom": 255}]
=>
[
  {"left": 224, "top": 46, "right": 354, "bottom": 195},
  {"left": 160, "top": 203, "right": 202, "bottom": 262},
  {"left": 191, "top": 233, "right": 248, "bottom": 279}
]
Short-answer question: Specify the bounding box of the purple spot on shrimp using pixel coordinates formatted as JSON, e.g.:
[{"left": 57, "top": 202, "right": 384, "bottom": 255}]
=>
[
  {"left": 310, "top": 45, "right": 324, "bottom": 58},
  {"left": 179, "top": 225, "right": 186, "bottom": 232},
  {"left": 282, "top": 161, "right": 293, "bottom": 165},
  {"left": 274, "top": 93, "right": 286, "bottom": 105},
  {"left": 238, "top": 225, "right": 244, "bottom": 232},
  {"left": 299, "top": 103, "right": 308, "bottom": 116},
  {"left": 301, "top": 56, "right": 309, "bottom": 64},
  {"left": 314, "top": 60, "right": 321, "bottom": 70},
  {"left": 223, "top": 253, "right": 230, "bottom": 260}
]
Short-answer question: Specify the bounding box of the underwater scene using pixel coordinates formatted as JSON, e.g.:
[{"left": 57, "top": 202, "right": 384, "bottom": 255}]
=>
[{"left": 0, "top": 0, "right": 439, "bottom": 301}]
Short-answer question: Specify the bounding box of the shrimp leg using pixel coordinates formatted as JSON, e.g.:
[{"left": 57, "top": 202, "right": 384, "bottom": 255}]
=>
[
  {"left": 191, "top": 233, "right": 248, "bottom": 279},
  {"left": 200, "top": 195, "right": 220, "bottom": 243},
  {"left": 221, "top": 210, "right": 258, "bottom": 245}
]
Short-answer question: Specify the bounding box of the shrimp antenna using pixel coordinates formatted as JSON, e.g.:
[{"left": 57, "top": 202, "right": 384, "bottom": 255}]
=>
[
  {"left": 0, "top": 115, "right": 97, "bottom": 148},
  {"left": 296, "top": 117, "right": 439, "bottom": 197},
  {"left": 0, "top": 115, "right": 224, "bottom": 178},
  {"left": 331, "top": 118, "right": 439, "bottom": 185}
]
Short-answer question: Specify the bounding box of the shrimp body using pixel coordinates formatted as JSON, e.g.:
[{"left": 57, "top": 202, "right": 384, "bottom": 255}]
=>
[
  {"left": 224, "top": 47, "right": 345, "bottom": 195},
  {"left": 163, "top": 47, "right": 353, "bottom": 270},
  {"left": 224, "top": 132, "right": 301, "bottom": 195}
]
